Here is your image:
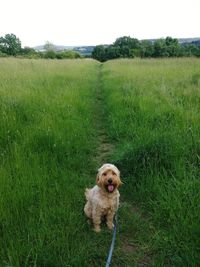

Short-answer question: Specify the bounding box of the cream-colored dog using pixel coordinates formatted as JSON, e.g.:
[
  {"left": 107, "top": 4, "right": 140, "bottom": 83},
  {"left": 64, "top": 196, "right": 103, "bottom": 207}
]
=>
[{"left": 84, "top": 163, "right": 122, "bottom": 232}]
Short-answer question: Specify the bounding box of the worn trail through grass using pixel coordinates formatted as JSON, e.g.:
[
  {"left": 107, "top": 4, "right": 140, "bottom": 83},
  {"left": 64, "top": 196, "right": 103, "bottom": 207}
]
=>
[
  {"left": 94, "top": 63, "right": 155, "bottom": 267},
  {"left": 94, "top": 64, "right": 114, "bottom": 165}
]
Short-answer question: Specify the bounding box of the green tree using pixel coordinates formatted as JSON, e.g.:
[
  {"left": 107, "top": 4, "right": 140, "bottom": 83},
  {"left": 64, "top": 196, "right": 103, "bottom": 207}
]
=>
[
  {"left": 43, "top": 41, "right": 56, "bottom": 59},
  {"left": 44, "top": 41, "right": 55, "bottom": 51},
  {"left": 153, "top": 39, "right": 168, "bottom": 57},
  {"left": 92, "top": 35, "right": 200, "bottom": 61},
  {"left": 114, "top": 36, "right": 140, "bottom": 57},
  {"left": 0, "top": 34, "right": 21, "bottom": 56},
  {"left": 20, "top": 46, "right": 40, "bottom": 58},
  {"left": 21, "top": 46, "right": 36, "bottom": 54},
  {"left": 114, "top": 36, "right": 140, "bottom": 50},
  {"left": 92, "top": 45, "right": 107, "bottom": 62},
  {"left": 44, "top": 50, "right": 56, "bottom": 59},
  {"left": 140, "top": 40, "right": 154, "bottom": 58},
  {"left": 165, "top": 37, "right": 180, "bottom": 56},
  {"left": 153, "top": 37, "right": 182, "bottom": 57},
  {"left": 56, "top": 50, "right": 81, "bottom": 59},
  {"left": 105, "top": 45, "right": 120, "bottom": 60},
  {"left": 183, "top": 44, "right": 200, "bottom": 57}
]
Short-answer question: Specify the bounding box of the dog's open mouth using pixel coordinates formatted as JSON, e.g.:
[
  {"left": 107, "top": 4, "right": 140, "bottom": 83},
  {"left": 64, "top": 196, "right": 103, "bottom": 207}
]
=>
[{"left": 107, "top": 184, "right": 115, "bottom": 193}]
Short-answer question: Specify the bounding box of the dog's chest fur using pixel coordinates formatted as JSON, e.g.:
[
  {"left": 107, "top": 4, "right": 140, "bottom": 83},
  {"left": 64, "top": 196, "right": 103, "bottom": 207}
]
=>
[{"left": 90, "top": 185, "right": 119, "bottom": 214}]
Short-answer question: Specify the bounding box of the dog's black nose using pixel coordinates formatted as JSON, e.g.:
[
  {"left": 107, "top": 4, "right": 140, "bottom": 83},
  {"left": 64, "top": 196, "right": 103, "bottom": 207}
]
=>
[{"left": 108, "top": 178, "right": 113, "bottom": 184}]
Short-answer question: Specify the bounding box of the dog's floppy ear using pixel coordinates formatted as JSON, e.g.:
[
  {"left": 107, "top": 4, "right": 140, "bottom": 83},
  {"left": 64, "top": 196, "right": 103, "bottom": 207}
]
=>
[
  {"left": 117, "top": 177, "right": 123, "bottom": 187},
  {"left": 96, "top": 171, "right": 103, "bottom": 188},
  {"left": 96, "top": 173, "right": 100, "bottom": 185}
]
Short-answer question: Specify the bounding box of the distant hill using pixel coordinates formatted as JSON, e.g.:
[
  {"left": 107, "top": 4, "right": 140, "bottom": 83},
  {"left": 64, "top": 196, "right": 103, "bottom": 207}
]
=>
[
  {"left": 33, "top": 45, "right": 95, "bottom": 56},
  {"left": 34, "top": 45, "right": 75, "bottom": 52},
  {"left": 178, "top": 37, "right": 200, "bottom": 44},
  {"left": 73, "top": 46, "right": 95, "bottom": 56},
  {"left": 143, "top": 37, "right": 200, "bottom": 47}
]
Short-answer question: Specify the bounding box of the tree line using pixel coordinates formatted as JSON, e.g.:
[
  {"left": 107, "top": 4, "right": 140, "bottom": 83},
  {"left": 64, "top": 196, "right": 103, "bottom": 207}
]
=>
[
  {"left": 92, "top": 36, "right": 200, "bottom": 62},
  {"left": 0, "top": 34, "right": 81, "bottom": 59},
  {"left": 1, "top": 33, "right": 200, "bottom": 61}
]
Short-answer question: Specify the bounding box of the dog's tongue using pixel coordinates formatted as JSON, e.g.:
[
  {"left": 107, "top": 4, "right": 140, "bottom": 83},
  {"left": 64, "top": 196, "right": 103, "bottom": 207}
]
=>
[{"left": 108, "top": 185, "right": 114, "bottom": 192}]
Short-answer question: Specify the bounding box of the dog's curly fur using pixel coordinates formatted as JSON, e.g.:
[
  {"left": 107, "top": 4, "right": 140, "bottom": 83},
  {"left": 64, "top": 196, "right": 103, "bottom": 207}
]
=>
[{"left": 84, "top": 163, "right": 122, "bottom": 232}]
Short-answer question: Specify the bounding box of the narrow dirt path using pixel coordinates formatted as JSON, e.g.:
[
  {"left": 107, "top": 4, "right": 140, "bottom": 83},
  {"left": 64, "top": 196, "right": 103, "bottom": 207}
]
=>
[
  {"left": 94, "top": 63, "right": 154, "bottom": 267},
  {"left": 94, "top": 63, "right": 114, "bottom": 165}
]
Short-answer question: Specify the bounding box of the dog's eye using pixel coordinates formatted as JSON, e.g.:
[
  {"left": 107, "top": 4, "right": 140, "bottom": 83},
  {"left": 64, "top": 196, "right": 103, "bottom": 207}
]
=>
[
  {"left": 112, "top": 171, "right": 116, "bottom": 175},
  {"left": 103, "top": 173, "right": 107, "bottom": 176}
]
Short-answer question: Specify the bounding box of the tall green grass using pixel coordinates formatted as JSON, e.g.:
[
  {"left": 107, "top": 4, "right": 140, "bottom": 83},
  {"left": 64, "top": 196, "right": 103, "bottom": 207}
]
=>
[
  {"left": 102, "top": 58, "right": 200, "bottom": 266},
  {"left": 0, "top": 59, "right": 114, "bottom": 267},
  {"left": 1, "top": 58, "right": 200, "bottom": 267}
]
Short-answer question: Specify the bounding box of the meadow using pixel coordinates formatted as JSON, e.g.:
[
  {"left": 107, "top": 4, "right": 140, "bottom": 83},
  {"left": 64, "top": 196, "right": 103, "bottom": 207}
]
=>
[
  {"left": 0, "top": 58, "right": 200, "bottom": 267},
  {"left": 102, "top": 58, "right": 200, "bottom": 266},
  {"left": 0, "top": 58, "right": 107, "bottom": 267}
]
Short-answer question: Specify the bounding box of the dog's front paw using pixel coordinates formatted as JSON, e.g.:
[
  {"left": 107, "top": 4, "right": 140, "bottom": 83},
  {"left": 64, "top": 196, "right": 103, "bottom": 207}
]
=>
[
  {"left": 107, "top": 222, "right": 114, "bottom": 230},
  {"left": 94, "top": 225, "right": 101, "bottom": 233}
]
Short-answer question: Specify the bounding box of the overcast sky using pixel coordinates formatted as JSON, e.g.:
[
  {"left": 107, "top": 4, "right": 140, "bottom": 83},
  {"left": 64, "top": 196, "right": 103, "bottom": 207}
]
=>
[{"left": 0, "top": 0, "right": 199, "bottom": 47}]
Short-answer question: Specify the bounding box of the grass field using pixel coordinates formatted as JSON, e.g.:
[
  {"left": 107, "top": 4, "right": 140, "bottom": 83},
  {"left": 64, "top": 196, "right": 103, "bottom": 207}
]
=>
[
  {"left": 0, "top": 58, "right": 105, "bottom": 267},
  {"left": 102, "top": 58, "right": 200, "bottom": 266},
  {"left": 0, "top": 58, "right": 200, "bottom": 267}
]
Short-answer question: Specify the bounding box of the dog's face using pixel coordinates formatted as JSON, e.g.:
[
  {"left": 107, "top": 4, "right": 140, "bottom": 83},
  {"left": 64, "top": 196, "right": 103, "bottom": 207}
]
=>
[{"left": 96, "top": 164, "right": 122, "bottom": 193}]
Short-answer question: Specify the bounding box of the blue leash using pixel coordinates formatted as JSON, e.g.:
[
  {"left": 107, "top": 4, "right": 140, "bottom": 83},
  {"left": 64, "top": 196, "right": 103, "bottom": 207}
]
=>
[{"left": 105, "top": 213, "right": 118, "bottom": 267}]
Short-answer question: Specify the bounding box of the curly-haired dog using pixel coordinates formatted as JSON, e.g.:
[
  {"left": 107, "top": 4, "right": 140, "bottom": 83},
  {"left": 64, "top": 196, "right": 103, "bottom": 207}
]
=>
[{"left": 84, "top": 163, "right": 122, "bottom": 232}]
